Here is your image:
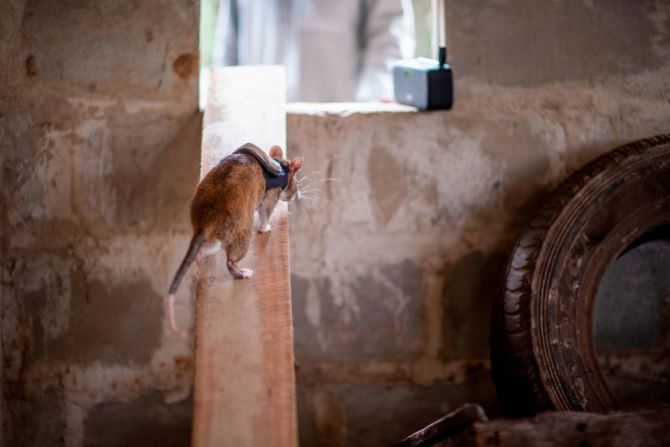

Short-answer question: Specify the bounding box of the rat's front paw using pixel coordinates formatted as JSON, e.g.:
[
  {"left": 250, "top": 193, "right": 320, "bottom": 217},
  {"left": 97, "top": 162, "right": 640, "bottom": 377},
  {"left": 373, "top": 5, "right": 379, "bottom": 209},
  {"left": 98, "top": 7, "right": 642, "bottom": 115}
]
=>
[{"left": 258, "top": 224, "right": 272, "bottom": 234}]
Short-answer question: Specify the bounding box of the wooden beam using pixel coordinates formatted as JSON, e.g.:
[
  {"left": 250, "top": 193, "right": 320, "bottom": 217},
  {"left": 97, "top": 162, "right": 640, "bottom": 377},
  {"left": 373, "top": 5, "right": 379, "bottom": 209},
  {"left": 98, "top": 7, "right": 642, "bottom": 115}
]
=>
[{"left": 191, "top": 66, "right": 297, "bottom": 447}]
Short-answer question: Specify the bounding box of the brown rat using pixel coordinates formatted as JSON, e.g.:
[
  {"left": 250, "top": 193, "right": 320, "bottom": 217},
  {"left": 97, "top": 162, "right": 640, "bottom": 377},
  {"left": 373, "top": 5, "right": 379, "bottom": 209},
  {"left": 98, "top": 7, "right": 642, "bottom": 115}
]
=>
[{"left": 166, "top": 143, "right": 303, "bottom": 336}]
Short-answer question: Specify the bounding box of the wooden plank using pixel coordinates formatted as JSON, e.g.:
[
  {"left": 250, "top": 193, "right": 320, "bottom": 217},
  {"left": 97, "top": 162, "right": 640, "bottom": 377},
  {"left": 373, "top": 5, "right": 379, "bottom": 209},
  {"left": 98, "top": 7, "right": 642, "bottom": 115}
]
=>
[{"left": 191, "top": 66, "right": 297, "bottom": 447}]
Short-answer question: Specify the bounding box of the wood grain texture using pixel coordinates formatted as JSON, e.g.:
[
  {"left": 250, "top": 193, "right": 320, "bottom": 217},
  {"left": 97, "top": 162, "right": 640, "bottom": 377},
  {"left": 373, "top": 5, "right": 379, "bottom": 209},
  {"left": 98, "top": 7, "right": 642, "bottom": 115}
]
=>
[{"left": 191, "top": 66, "right": 297, "bottom": 447}]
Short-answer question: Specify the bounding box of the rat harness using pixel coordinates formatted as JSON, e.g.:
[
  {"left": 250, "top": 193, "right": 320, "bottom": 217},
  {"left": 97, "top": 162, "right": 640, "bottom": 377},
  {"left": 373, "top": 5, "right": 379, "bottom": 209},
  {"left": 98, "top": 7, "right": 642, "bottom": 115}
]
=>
[{"left": 233, "top": 144, "right": 289, "bottom": 191}]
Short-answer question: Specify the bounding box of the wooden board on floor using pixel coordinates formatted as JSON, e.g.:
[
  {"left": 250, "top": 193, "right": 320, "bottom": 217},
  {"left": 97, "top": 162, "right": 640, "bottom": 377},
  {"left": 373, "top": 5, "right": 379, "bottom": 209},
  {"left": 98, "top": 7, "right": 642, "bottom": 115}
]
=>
[
  {"left": 413, "top": 406, "right": 670, "bottom": 447},
  {"left": 191, "top": 66, "right": 297, "bottom": 447},
  {"left": 462, "top": 406, "right": 670, "bottom": 447}
]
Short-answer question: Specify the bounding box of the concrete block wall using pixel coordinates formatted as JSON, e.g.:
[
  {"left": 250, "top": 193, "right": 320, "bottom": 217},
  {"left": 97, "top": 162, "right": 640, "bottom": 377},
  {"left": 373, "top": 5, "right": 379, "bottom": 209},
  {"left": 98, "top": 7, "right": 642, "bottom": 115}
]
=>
[
  {"left": 1, "top": 0, "right": 669, "bottom": 446},
  {"left": 1, "top": 1, "right": 200, "bottom": 445},
  {"left": 287, "top": 1, "right": 670, "bottom": 445}
]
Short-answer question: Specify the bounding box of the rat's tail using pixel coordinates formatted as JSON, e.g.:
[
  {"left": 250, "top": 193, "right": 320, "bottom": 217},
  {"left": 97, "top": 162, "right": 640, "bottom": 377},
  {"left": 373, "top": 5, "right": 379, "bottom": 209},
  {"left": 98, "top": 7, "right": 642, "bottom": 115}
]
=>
[
  {"left": 166, "top": 230, "right": 206, "bottom": 337},
  {"left": 169, "top": 230, "right": 206, "bottom": 295}
]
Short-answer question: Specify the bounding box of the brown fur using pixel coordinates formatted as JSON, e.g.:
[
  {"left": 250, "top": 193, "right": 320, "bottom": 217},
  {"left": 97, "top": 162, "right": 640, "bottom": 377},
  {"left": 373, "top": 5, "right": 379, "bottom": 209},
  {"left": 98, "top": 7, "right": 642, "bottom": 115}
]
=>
[{"left": 192, "top": 153, "right": 266, "bottom": 257}]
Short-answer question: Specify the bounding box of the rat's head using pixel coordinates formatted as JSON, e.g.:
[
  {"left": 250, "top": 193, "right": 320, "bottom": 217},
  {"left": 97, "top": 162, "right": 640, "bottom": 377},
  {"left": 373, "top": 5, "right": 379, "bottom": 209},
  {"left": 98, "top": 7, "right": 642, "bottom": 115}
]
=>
[{"left": 269, "top": 145, "right": 303, "bottom": 202}]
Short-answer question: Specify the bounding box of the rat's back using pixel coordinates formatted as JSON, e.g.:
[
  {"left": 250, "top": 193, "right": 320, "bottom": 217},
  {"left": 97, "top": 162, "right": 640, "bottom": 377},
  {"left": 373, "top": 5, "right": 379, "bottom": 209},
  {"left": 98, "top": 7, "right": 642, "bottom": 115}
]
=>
[
  {"left": 166, "top": 143, "right": 302, "bottom": 336},
  {"left": 190, "top": 153, "right": 265, "bottom": 242}
]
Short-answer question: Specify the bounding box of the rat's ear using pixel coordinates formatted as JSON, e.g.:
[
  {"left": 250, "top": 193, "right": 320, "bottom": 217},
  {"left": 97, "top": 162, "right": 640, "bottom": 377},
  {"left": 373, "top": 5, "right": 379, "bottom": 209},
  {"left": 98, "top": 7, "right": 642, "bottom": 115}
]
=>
[
  {"left": 269, "top": 145, "right": 284, "bottom": 159},
  {"left": 289, "top": 157, "right": 303, "bottom": 173}
]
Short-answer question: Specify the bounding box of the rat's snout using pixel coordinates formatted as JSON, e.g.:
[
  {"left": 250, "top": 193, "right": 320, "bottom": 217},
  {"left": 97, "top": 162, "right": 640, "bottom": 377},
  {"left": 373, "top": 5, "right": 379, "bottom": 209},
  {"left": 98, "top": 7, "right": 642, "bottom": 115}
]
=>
[
  {"left": 291, "top": 188, "right": 302, "bottom": 203},
  {"left": 281, "top": 185, "right": 301, "bottom": 203}
]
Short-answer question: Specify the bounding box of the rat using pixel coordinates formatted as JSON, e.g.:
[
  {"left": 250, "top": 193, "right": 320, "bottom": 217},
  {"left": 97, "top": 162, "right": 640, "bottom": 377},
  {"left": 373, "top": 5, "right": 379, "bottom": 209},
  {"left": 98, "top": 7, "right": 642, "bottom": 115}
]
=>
[{"left": 165, "top": 143, "right": 303, "bottom": 337}]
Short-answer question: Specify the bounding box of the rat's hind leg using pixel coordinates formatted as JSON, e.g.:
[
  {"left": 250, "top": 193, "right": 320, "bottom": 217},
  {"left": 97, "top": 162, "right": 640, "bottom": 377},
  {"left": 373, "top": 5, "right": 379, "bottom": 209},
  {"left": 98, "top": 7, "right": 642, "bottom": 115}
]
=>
[
  {"left": 227, "top": 260, "right": 253, "bottom": 279},
  {"left": 196, "top": 238, "right": 221, "bottom": 261},
  {"left": 226, "top": 232, "right": 253, "bottom": 279}
]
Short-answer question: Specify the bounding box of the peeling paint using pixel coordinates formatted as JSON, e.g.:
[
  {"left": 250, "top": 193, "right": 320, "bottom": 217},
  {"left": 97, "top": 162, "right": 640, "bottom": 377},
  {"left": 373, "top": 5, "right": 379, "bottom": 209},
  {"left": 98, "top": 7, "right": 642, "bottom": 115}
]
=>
[{"left": 368, "top": 145, "right": 407, "bottom": 226}]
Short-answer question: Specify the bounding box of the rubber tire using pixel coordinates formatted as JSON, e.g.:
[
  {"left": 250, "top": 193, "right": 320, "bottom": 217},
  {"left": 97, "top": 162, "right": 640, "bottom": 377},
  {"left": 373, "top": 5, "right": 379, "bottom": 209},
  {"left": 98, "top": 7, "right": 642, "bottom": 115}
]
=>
[{"left": 491, "top": 135, "right": 670, "bottom": 417}]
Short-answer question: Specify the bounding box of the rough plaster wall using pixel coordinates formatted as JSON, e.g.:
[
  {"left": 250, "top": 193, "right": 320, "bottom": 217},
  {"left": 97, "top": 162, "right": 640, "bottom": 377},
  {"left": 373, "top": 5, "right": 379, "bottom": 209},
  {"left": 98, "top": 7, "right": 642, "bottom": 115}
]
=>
[
  {"left": 1, "top": 1, "right": 200, "bottom": 446},
  {"left": 2, "top": 1, "right": 669, "bottom": 446},
  {"left": 287, "top": 1, "right": 670, "bottom": 445}
]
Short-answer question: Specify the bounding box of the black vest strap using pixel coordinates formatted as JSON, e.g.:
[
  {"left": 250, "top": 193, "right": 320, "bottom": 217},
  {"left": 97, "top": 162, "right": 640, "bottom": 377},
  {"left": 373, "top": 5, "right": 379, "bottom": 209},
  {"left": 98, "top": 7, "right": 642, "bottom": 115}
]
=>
[{"left": 233, "top": 147, "right": 289, "bottom": 191}]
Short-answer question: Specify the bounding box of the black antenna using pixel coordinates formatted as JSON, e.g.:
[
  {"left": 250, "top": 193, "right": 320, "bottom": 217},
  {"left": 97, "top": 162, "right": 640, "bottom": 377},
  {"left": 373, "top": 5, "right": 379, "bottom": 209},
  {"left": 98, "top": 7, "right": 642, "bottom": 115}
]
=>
[{"left": 434, "top": 0, "right": 447, "bottom": 68}]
